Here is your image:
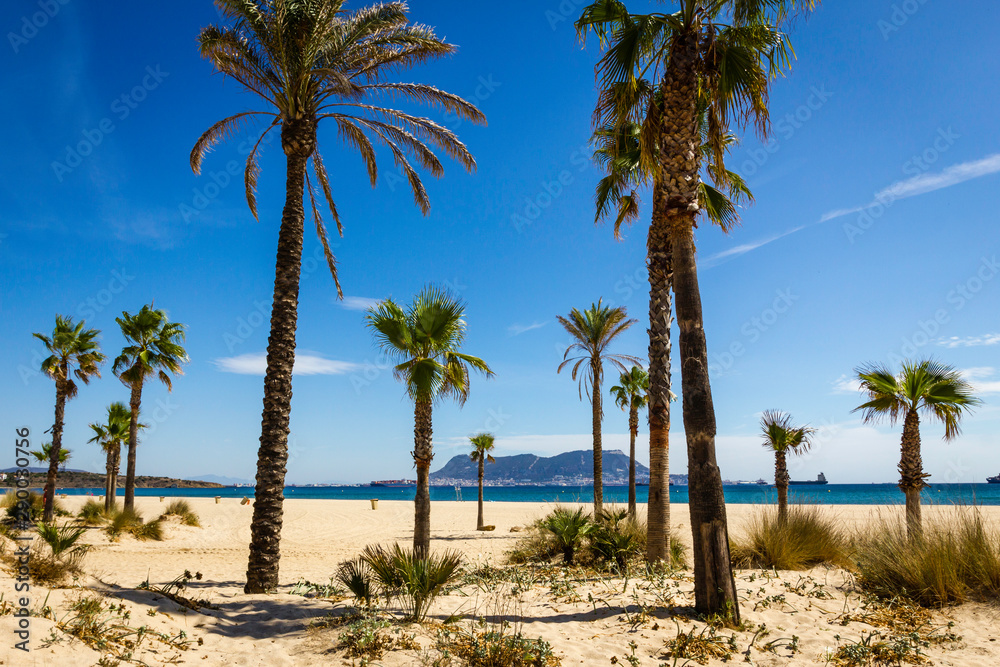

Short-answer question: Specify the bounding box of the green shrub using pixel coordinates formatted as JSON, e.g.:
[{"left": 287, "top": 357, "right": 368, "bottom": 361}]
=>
[
  {"left": 444, "top": 625, "right": 561, "bottom": 666},
  {"left": 360, "top": 543, "right": 462, "bottom": 621},
  {"left": 853, "top": 507, "right": 1000, "bottom": 606},
  {"left": 336, "top": 612, "right": 417, "bottom": 660},
  {"left": 539, "top": 506, "right": 594, "bottom": 565},
  {"left": 730, "top": 505, "right": 851, "bottom": 570},
  {"left": 590, "top": 514, "right": 645, "bottom": 572},
  {"left": 77, "top": 499, "right": 110, "bottom": 526},
  {"left": 1, "top": 491, "right": 68, "bottom": 524},
  {"left": 337, "top": 557, "right": 377, "bottom": 606},
  {"left": 105, "top": 507, "right": 163, "bottom": 542},
  {"left": 160, "top": 499, "right": 200, "bottom": 527}
]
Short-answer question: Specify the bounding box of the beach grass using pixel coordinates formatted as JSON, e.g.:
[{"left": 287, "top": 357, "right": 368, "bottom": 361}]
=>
[
  {"left": 730, "top": 504, "right": 851, "bottom": 570},
  {"left": 159, "top": 499, "right": 201, "bottom": 527},
  {"left": 105, "top": 507, "right": 164, "bottom": 542}
]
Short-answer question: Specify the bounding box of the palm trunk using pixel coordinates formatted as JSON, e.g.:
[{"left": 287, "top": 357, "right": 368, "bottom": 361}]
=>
[
  {"left": 898, "top": 408, "right": 926, "bottom": 539},
  {"left": 413, "top": 399, "right": 434, "bottom": 558},
  {"left": 244, "top": 120, "right": 312, "bottom": 594},
  {"left": 660, "top": 29, "right": 739, "bottom": 620},
  {"left": 628, "top": 405, "right": 638, "bottom": 520},
  {"left": 104, "top": 448, "right": 114, "bottom": 512},
  {"left": 646, "top": 185, "right": 672, "bottom": 562},
  {"left": 591, "top": 359, "right": 604, "bottom": 516},
  {"left": 124, "top": 383, "right": 143, "bottom": 511},
  {"left": 477, "top": 458, "right": 485, "bottom": 530},
  {"left": 43, "top": 376, "right": 67, "bottom": 522},
  {"left": 775, "top": 451, "right": 789, "bottom": 524}
]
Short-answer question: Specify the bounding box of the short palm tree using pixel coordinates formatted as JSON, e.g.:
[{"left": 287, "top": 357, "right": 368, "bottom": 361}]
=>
[
  {"left": 558, "top": 301, "right": 639, "bottom": 515},
  {"left": 191, "top": 0, "right": 484, "bottom": 594},
  {"left": 30, "top": 443, "right": 71, "bottom": 470},
  {"left": 88, "top": 402, "right": 137, "bottom": 511},
  {"left": 577, "top": 0, "right": 814, "bottom": 619},
  {"left": 366, "top": 286, "right": 493, "bottom": 557},
  {"left": 854, "top": 359, "right": 980, "bottom": 538},
  {"left": 759, "top": 410, "right": 815, "bottom": 523},
  {"left": 610, "top": 366, "right": 650, "bottom": 520},
  {"left": 469, "top": 433, "right": 496, "bottom": 530},
  {"left": 34, "top": 315, "right": 105, "bottom": 522},
  {"left": 113, "top": 305, "right": 187, "bottom": 512},
  {"left": 541, "top": 506, "right": 595, "bottom": 565}
]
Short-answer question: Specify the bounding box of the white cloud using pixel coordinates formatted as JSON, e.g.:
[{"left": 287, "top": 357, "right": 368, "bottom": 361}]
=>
[
  {"left": 339, "top": 296, "right": 380, "bottom": 311},
  {"left": 703, "top": 226, "right": 806, "bottom": 267},
  {"left": 961, "top": 367, "right": 1000, "bottom": 395},
  {"left": 213, "top": 352, "right": 361, "bottom": 376},
  {"left": 508, "top": 321, "right": 548, "bottom": 336},
  {"left": 938, "top": 333, "right": 1000, "bottom": 348},
  {"left": 831, "top": 374, "right": 862, "bottom": 394}
]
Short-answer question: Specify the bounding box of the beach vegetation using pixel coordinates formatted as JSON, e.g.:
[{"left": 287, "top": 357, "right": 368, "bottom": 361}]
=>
[
  {"left": 105, "top": 507, "right": 163, "bottom": 542},
  {"left": 366, "top": 287, "right": 493, "bottom": 558},
  {"left": 337, "top": 557, "right": 378, "bottom": 607},
  {"left": 730, "top": 505, "right": 851, "bottom": 570},
  {"left": 2, "top": 490, "right": 68, "bottom": 524},
  {"left": 556, "top": 302, "right": 639, "bottom": 516},
  {"left": 540, "top": 506, "right": 596, "bottom": 566},
  {"left": 853, "top": 359, "right": 980, "bottom": 539},
  {"left": 759, "top": 411, "right": 816, "bottom": 523},
  {"left": 661, "top": 620, "right": 739, "bottom": 665},
  {"left": 58, "top": 594, "right": 193, "bottom": 661},
  {"left": 590, "top": 508, "right": 645, "bottom": 572},
  {"left": 77, "top": 498, "right": 112, "bottom": 525},
  {"left": 360, "top": 543, "right": 463, "bottom": 621},
  {"left": 440, "top": 622, "right": 561, "bottom": 667},
  {"left": 192, "top": 0, "right": 484, "bottom": 595},
  {"left": 138, "top": 570, "right": 216, "bottom": 611},
  {"left": 336, "top": 611, "right": 418, "bottom": 662},
  {"left": 33, "top": 315, "right": 105, "bottom": 522},
  {"left": 160, "top": 499, "right": 201, "bottom": 527}
]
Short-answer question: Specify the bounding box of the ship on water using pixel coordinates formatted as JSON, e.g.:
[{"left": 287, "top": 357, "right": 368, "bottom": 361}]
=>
[
  {"left": 370, "top": 479, "right": 416, "bottom": 488},
  {"left": 988, "top": 474, "right": 1000, "bottom": 484},
  {"left": 789, "top": 472, "right": 828, "bottom": 486}
]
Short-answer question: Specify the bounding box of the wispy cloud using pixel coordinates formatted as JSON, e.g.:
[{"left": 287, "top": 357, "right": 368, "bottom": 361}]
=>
[
  {"left": 707, "top": 153, "right": 1000, "bottom": 266},
  {"left": 339, "top": 296, "right": 380, "bottom": 311},
  {"left": 508, "top": 321, "right": 548, "bottom": 336},
  {"left": 938, "top": 333, "right": 1000, "bottom": 348},
  {"left": 961, "top": 367, "right": 1000, "bottom": 395},
  {"left": 831, "top": 374, "right": 862, "bottom": 395},
  {"left": 213, "top": 352, "right": 361, "bottom": 376}
]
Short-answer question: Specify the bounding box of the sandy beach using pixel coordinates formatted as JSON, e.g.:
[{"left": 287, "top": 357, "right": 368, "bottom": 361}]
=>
[{"left": 3, "top": 497, "right": 999, "bottom": 666}]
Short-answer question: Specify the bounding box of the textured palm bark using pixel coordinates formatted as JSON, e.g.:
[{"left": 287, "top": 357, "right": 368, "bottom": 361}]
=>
[
  {"left": 775, "top": 450, "right": 789, "bottom": 524},
  {"left": 43, "top": 372, "right": 67, "bottom": 522},
  {"left": 628, "top": 405, "right": 638, "bottom": 520},
  {"left": 124, "top": 382, "right": 143, "bottom": 511},
  {"left": 898, "top": 408, "right": 927, "bottom": 539},
  {"left": 413, "top": 399, "right": 434, "bottom": 558},
  {"left": 104, "top": 449, "right": 113, "bottom": 511},
  {"left": 646, "top": 187, "right": 672, "bottom": 562},
  {"left": 659, "top": 30, "right": 740, "bottom": 620},
  {"left": 477, "top": 457, "right": 485, "bottom": 530},
  {"left": 591, "top": 358, "right": 604, "bottom": 516},
  {"left": 244, "top": 119, "right": 313, "bottom": 594},
  {"left": 105, "top": 446, "right": 120, "bottom": 512}
]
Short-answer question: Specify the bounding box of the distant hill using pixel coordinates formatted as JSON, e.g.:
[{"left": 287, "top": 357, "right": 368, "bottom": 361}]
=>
[
  {"left": 431, "top": 449, "right": 667, "bottom": 485},
  {"left": 193, "top": 474, "right": 255, "bottom": 486},
  {"left": 0, "top": 470, "right": 224, "bottom": 489}
]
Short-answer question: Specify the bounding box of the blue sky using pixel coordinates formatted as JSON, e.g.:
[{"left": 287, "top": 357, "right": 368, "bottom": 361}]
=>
[{"left": 1, "top": 0, "right": 998, "bottom": 485}]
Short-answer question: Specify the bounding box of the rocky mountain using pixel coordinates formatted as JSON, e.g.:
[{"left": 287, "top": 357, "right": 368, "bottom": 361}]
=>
[{"left": 430, "top": 449, "right": 657, "bottom": 485}]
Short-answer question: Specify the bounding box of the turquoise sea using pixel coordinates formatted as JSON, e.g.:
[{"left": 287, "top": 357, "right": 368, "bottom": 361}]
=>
[{"left": 43, "top": 483, "right": 1000, "bottom": 506}]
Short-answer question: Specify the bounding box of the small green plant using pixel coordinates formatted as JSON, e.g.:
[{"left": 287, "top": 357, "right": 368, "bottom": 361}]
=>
[
  {"left": 290, "top": 577, "right": 344, "bottom": 599},
  {"left": 442, "top": 623, "right": 561, "bottom": 666},
  {"left": 160, "top": 499, "right": 200, "bottom": 527},
  {"left": 591, "top": 513, "right": 644, "bottom": 572},
  {"left": 360, "top": 543, "right": 462, "bottom": 621},
  {"left": 337, "top": 557, "right": 378, "bottom": 606},
  {"left": 336, "top": 611, "right": 417, "bottom": 661},
  {"left": 36, "top": 522, "right": 88, "bottom": 559},
  {"left": 539, "top": 506, "right": 594, "bottom": 565},
  {"left": 1, "top": 491, "right": 68, "bottom": 524},
  {"left": 59, "top": 594, "right": 192, "bottom": 661},
  {"left": 138, "top": 570, "right": 214, "bottom": 611},
  {"left": 730, "top": 505, "right": 851, "bottom": 570},
  {"left": 661, "top": 620, "right": 738, "bottom": 665},
  {"left": 105, "top": 507, "right": 163, "bottom": 542},
  {"left": 77, "top": 499, "right": 111, "bottom": 526}
]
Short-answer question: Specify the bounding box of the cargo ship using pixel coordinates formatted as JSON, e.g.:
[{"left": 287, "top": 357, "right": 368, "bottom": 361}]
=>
[
  {"left": 789, "top": 472, "right": 828, "bottom": 486},
  {"left": 988, "top": 474, "right": 999, "bottom": 484},
  {"left": 370, "top": 479, "right": 416, "bottom": 488}
]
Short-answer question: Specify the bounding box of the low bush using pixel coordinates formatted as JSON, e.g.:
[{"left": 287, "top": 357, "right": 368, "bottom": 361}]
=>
[
  {"left": 1, "top": 490, "right": 68, "bottom": 524},
  {"left": 730, "top": 505, "right": 851, "bottom": 570},
  {"left": 105, "top": 507, "right": 163, "bottom": 542},
  {"left": 77, "top": 499, "right": 111, "bottom": 526},
  {"left": 160, "top": 499, "right": 200, "bottom": 527},
  {"left": 360, "top": 543, "right": 462, "bottom": 621},
  {"left": 442, "top": 623, "right": 561, "bottom": 667}
]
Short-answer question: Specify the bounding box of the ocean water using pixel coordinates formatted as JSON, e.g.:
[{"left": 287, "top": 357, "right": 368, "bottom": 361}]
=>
[{"left": 45, "top": 483, "right": 1000, "bottom": 506}]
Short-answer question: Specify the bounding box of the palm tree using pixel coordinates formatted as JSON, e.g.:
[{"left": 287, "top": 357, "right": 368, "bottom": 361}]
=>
[
  {"left": 610, "top": 366, "right": 649, "bottom": 520},
  {"left": 557, "top": 301, "right": 639, "bottom": 516},
  {"left": 576, "top": 0, "right": 813, "bottom": 618},
  {"left": 469, "top": 433, "right": 496, "bottom": 530},
  {"left": 88, "top": 402, "right": 136, "bottom": 511},
  {"left": 33, "top": 316, "right": 105, "bottom": 522},
  {"left": 854, "top": 360, "right": 980, "bottom": 538},
  {"left": 759, "top": 410, "right": 815, "bottom": 523},
  {"left": 365, "top": 286, "right": 493, "bottom": 557},
  {"left": 30, "top": 443, "right": 71, "bottom": 471},
  {"left": 113, "top": 305, "right": 187, "bottom": 512},
  {"left": 191, "top": 0, "right": 484, "bottom": 594}
]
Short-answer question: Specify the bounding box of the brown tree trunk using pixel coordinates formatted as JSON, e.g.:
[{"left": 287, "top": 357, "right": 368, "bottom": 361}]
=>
[
  {"left": 646, "top": 186, "right": 672, "bottom": 562},
  {"left": 124, "top": 382, "right": 143, "bottom": 511},
  {"left": 628, "top": 405, "right": 638, "bottom": 520},
  {"left": 244, "top": 119, "right": 313, "bottom": 594},
  {"left": 43, "top": 375, "right": 67, "bottom": 523},
  {"left": 104, "top": 447, "right": 114, "bottom": 512},
  {"left": 898, "top": 408, "right": 926, "bottom": 540},
  {"left": 591, "top": 358, "right": 604, "bottom": 516},
  {"left": 413, "top": 399, "right": 434, "bottom": 558},
  {"left": 477, "top": 457, "right": 485, "bottom": 530},
  {"left": 110, "top": 446, "right": 120, "bottom": 510},
  {"left": 775, "top": 450, "right": 789, "bottom": 524},
  {"left": 659, "top": 29, "right": 740, "bottom": 620}
]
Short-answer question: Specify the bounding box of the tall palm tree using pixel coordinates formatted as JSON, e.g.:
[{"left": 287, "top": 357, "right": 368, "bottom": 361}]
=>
[
  {"left": 30, "top": 443, "right": 71, "bottom": 470},
  {"left": 577, "top": 0, "right": 813, "bottom": 618},
  {"left": 557, "top": 301, "right": 639, "bottom": 516},
  {"left": 610, "top": 366, "right": 649, "bottom": 520},
  {"left": 759, "top": 410, "right": 815, "bottom": 523},
  {"left": 191, "top": 0, "right": 484, "bottom": 594},
  {"left": 88, "top": 402, "right": 136, "bottom": 511},
  {"left": 469, "top": 433, "right": 496, "bottom": 530},
  {"left": 113, "top": 305, "right": 187, "bottom": 512},
  {"left": 34, "top": 316, "right": 105, "bottom": 522},
  {"left": 365, "top": 286, "right": 493, "bottom": 557},
  {"left": 854, "top": 360, "right": 980, "bottom": 538}
]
